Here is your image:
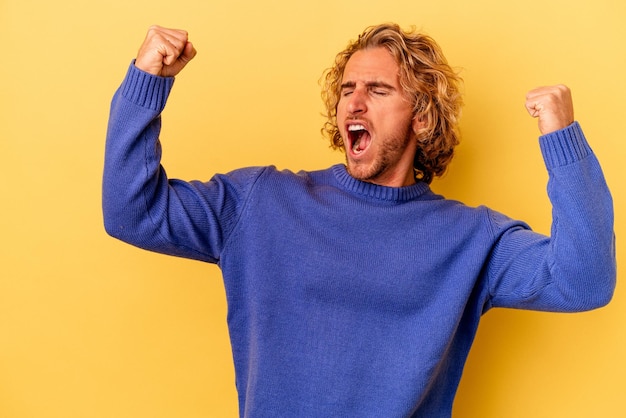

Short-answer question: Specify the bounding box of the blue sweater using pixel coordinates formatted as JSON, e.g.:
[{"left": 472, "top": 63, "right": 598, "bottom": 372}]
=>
[{"left": 103, "top": 63, "right": 616, "bottom": 417}]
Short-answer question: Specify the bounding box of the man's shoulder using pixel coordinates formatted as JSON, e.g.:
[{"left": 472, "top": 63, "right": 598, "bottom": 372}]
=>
[{"left": 213, "top": 165, "right": 336, "bottom": 191}]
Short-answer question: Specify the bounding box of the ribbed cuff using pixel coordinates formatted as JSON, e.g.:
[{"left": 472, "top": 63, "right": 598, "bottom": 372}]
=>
[
  {"left": 539, "top": 121, "right": 592, "bottom": 169},
  {"left": 119, "top": 60, "right": 175, "bottom": 111}
]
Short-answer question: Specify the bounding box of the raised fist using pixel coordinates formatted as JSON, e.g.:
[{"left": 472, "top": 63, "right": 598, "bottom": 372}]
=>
[
  {"left": 134, "top": 25, "right": 197, "bottom": 77},
  {"left": 525, "top": 85, "right": 574, "bottom": 135}
]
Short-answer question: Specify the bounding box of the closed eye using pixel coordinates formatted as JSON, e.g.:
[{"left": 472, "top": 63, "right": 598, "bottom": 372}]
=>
[
  {"left": 340, "top": 81, "right": 395, "bottom": 97},
  {"left": 340, "top": 81, "right": 356, "bottom": 97}
]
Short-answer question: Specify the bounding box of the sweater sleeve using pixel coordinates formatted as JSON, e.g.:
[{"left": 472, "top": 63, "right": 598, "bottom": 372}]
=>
[
  {"left": 484, "top": 122, "right": 616, "bottom": 312},
  {"left": 102, "top": 62, "right": 262, "bottom": 263}
]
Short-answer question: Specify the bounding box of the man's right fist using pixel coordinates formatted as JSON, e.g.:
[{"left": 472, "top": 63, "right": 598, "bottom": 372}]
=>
[{"left": 135, "top": 25, "right": 197, "bottom": 77}]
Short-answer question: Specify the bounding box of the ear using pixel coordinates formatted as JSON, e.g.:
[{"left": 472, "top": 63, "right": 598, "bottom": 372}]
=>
[{"left": 412, "top": 115, "right": 427, "bottom": 137}]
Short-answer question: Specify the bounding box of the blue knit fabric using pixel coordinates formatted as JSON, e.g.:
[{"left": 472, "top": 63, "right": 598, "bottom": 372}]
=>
[{"left": 103, "top": 63, "right": 616, "bottom": 417}]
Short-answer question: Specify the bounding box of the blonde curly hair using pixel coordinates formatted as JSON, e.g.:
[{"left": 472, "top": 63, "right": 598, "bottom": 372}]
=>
[{"left": 321, "top": 23, "right": 463, "bottom": 184}]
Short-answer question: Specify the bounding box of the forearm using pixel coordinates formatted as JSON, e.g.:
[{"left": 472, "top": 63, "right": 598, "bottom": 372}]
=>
[
  {"left": 103, "top": 63, "right": 260, "bottom": 263},
  {"left": 540, "top": 122, "right": 616, "bottom": 310},
  {"left": 488, "top": 122, "right": 616, "bottom": 311},
  {"left": 102, "top": 63, "right": 189, "bottom": 256}
]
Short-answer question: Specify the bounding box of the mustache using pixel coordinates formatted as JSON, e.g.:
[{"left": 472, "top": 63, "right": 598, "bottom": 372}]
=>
[{"left": 344, "top": 115, "right": 371, "bottom": 124}]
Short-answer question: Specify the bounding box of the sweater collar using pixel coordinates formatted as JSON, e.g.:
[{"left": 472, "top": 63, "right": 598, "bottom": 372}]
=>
[{"left": 331, "top": 164, "right": 431, "bottom": 202}]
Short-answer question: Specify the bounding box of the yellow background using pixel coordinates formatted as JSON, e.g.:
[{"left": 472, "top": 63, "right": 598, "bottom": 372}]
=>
[{"left": 1, "top": 0, "right": 624, "bottom": 416}]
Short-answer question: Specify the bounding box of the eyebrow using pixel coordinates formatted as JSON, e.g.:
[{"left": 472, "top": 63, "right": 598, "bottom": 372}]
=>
[{"left": 340, "top": 81, "right": 397, "bottom": 91}]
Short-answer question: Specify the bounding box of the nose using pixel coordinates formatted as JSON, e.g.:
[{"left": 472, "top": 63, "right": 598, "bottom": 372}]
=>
[{"left": 346, "top": 87, "right": 367, "bottom": 115}]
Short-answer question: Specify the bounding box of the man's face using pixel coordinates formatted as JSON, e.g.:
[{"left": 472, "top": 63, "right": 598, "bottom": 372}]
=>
[{"left": 337, "top": 47, "right": 422, "bottom": 187}]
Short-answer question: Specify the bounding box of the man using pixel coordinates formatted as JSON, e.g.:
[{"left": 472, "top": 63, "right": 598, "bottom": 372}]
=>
[{"left": 103, "top": 23, "right": 615, "bottom": 417}]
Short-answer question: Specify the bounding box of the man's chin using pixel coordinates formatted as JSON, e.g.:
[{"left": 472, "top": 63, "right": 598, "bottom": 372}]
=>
[{"left": 346, "top": 161, "right": 377, "bottom": 183}]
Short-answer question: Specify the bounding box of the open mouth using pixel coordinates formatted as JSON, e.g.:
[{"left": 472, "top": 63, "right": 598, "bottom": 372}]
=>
[{"left": 347, "top": 124, "right": 371, "bottom": 154}]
